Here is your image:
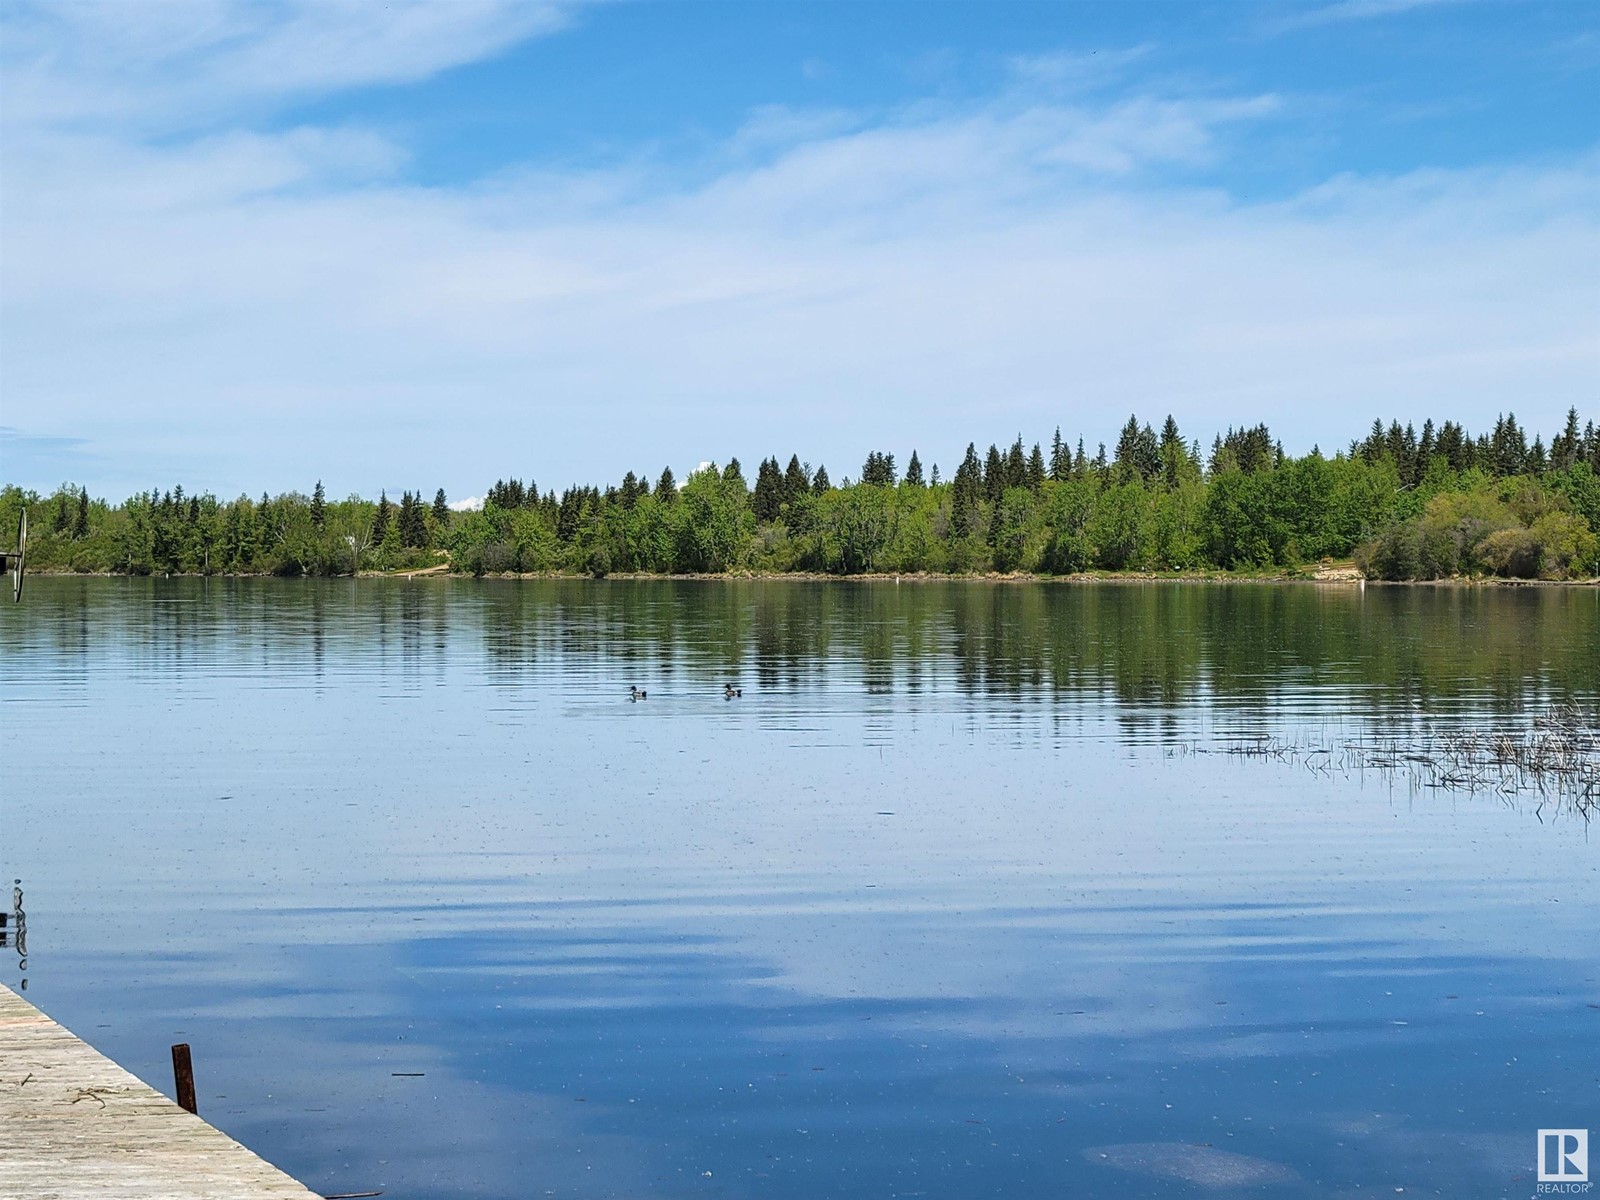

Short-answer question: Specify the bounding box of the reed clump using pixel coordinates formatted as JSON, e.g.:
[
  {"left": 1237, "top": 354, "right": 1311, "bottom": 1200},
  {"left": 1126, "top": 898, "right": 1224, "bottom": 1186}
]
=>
[{"left": 1208, "top": 702, "right": 1598, "bottom": 818}]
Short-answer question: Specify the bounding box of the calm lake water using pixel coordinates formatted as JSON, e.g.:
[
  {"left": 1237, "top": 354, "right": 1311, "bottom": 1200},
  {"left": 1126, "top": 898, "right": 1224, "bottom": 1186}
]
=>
[{"left": 1, "top": 578, "right": 1595, "bottom": 1199}]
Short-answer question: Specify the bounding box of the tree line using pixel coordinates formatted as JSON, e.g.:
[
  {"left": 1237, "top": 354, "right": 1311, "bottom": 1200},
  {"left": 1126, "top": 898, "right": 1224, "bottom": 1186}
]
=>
[{"left": 5, "top": 408, "right": 1597, "bottom": 581}]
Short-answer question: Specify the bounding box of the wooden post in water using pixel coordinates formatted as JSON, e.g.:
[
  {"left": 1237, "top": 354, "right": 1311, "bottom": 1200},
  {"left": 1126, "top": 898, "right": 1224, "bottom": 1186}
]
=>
[{"left": 172, "top": 1042, "right": 197, "bottom": 1113}]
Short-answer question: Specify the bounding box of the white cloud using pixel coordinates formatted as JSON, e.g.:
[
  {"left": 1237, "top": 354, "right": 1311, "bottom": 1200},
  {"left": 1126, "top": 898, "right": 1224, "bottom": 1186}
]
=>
[
  {"left": 1266, "top": 0, "right": 1463, "bottom": 34},
  {"left": 1, "top": 8, "right": 1594, "bottom": 500},
  {"left": 449, "top": 496, "right": 485, "bottom": 512},
  {"left": 0, "top": 0, "right": 574, "bottom": 131},
  {"left": 1006, "top": 44, "right": 1155, "bottom": 93}
]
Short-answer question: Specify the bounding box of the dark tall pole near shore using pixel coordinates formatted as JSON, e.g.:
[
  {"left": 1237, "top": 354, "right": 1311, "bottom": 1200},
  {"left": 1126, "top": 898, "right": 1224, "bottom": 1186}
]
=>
[{"left": 171, "top": 1043, "right": 197, "bottom": 1114}]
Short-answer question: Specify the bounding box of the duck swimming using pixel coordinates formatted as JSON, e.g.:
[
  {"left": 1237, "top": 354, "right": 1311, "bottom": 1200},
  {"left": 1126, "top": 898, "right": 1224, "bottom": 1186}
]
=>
[
  {"left": 630, "top": 686, "right": 647, "bottom": 701},
  {"left": 724, "top": 683, "right": 742, "bottom": 699}
]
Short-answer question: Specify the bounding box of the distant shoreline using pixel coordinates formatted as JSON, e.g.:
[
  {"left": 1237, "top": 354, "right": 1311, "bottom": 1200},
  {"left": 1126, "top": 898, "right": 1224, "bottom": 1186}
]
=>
[{"left": 22, "top": 566, "right": 1600, "bottom": 586}]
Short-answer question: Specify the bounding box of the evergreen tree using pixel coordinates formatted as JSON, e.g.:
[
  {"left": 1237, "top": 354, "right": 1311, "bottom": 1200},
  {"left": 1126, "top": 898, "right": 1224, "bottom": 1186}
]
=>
[
  {"left": 1027, "top": 443, "right": 1045, "bottom": 491},
  {"left": 556, "top": 488, "right": 582, "bottom": 541},
  {"left": 53, "top": 490, "right": 71, "bottom": 533},
  {"left": 1490, "top": 413, "right": 1528, "bottom": 476},
  {"left": 398, "top": 491, "right": 417, "bottom": 547},
  {"left": 904, "top": 450, "right": 924, "bottom": 487},
  {"left": 1368, "top": 418, "right": 1388, "bottom": 463},
  {"left": 1437, "top": 421, "right": 1469, "bottom": 472},
  {"left": 783, "top": 455, "right": 809, "bottom": 505},
  {"left": 930, "top": 464, "right": 940, "bottom": 486},
  {"left": 1006, "top": 437, "right": 1027, "bottom": 489},
  {"left": 1528, "top": 435, "right": 1548, "bottom": 474},
  {"left": 1216, "top": 424, "right": 1277, "bottom": 474},
  {"left": 310, "top": 480, "right": 326, "bottom": 528},
  {"left": 1113, "top": 419, "right": 1164, "bottom": 483},
  {"left": 951, "top": 444, "right": 983, "bottom": 537},
  {"left": 1552, "top": 407, "right": 1582, "bottom": 470},
  {"left": 74, "top": 488, "right": 89, "bottom": 538},
  {"left": 861, "top": 451, "right": 896, "bottom": 487},
  {"left": 657, "top": 466, "right": 678, "bottom": 503},
  {"left": 372, "top": 491, "right": 391, "bottom": 544},
  {"left": 983, "top": 444, "right": 1005, "bottom": 503},
  {"left": 432, "top": 488, "right": 450, "bottom": 526},
  {"left": 1158, "top": 416, "right": 1187, "bottom": 489},
  {"left": 1049, "top": 427, "right": 1068, "bottom": 482},
  {"left": 812, "top": 464, "right": 831, "bottom": 494},
  {"left": 257, "top": 492, "right": 277, "bottom": 549},
  {"left": 753, "top": 457, "right": 783, "bottom": 522},
  {"left": 722, "top": 458, "right": 747, "bottom": 491}
]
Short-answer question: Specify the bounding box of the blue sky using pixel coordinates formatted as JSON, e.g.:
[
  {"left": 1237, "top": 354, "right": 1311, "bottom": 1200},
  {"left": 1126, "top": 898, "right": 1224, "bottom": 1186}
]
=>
[{"left": 1, "top": 0, "right": 1595, "bottom": 503}]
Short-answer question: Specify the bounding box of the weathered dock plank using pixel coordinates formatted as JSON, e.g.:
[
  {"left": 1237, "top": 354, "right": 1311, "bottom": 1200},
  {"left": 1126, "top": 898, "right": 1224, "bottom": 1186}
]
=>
[{"left": 0, "top": 984, "right": 322, "bottom": 1200}]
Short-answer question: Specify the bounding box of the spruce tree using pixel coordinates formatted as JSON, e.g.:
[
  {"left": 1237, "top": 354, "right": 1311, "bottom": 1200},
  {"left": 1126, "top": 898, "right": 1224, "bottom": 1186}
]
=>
[
  {"left": 1027, "top": 443, "right": 1045, "bottom": 491},
  {"left": 557, "top": 488, "right": 581, "bottom": 541},
  {"left": 812, "top": 465, "right": 831, "bottom": 494},
  {"left": 373, "top": 491, "right": 391, "bottom": 544},
  {"left": 1159, "top": 417, "right": 1186, "bottom": 489},
  {"left": 753, "top": 457, "right": 783, "bottom": 522},
  {"left": 258, "top": 492, "right": 276, "bottom": 548},
  {"left": 1528, "top": 436, "right": 1548, "bottom": 474},
  {"left": 432, "top": 488, "right": 450, "bottom": 526},
  {"left": 1049, "top": 427, "right": 1067, "bottom": 482},
  {"left": 951, "top": 444, "right": 982, "bottom": 537},
  {"left": 1159, "top": 415, "right": 1182, "bottom": 455},
  {"left": 1552, "top": 407, "right": 1581, "bottom": 470},
  {"left": 409, "top": 491, "right": 428, "bottom": 546},
  {"left": 310, "top": 480, "right": 326, "bottom": 528},
  {"left": 74, "top": 488, "right": 90, "bottom": 538},
  {"left": 905, "top": 450, "right": 924, "bottom": 487},
  {"left": 1006, "top": 437, "right": 1026, "bottom": 488},
  {"left": 950, "top": 471, "right": 970, "bottom": 537},
  {"left": 400, "top": 491, "right": 416, "bottom": 547},
  {"left": 657, "top": 466, "right": 677, "bottom": 503},
  {"left": 783, "top": 455, "right": 809, "bottom": 505},
  {"left": 983, "top": 445, "right": 1004, "bottom": 503}
]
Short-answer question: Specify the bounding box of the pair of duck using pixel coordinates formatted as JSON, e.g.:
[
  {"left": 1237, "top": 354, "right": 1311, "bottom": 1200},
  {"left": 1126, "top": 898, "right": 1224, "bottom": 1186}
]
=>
[{"left": 628, "top": 685, "right": 741, "bottom": 701}]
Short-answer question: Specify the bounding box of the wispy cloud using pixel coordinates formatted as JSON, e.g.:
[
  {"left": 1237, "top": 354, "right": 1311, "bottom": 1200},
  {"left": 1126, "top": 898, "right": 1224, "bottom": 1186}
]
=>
[
  {"left": 0, "top": 0, "right": 576, "bottom": 132},
  {"left": 1267, "top": 0, "right": 1464, "bottom": 34},
  {"left": 0, "top": 428, "right": 102, "bottom": 491},
  {"left": 1006, "top": 44, "right": 1155, "bottom": 93}
]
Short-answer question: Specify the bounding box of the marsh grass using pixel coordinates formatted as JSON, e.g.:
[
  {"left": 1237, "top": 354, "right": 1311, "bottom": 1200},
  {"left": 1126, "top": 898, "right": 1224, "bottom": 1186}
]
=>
[{"left": 1191, "top": 702, "right": 1598, "bottom": 818}]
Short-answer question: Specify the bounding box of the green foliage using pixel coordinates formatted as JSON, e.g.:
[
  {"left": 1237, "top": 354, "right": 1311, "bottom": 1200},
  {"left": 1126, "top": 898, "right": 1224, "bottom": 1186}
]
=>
[
  {"left": 1357, "top": 479, "right": 1599, "bottom": 580},
  {"left": 9, "top": 411, "right": 1595, "bottom": 580},
  {"left": 672, "top": 466, "right": 753, "bottom": 573}
]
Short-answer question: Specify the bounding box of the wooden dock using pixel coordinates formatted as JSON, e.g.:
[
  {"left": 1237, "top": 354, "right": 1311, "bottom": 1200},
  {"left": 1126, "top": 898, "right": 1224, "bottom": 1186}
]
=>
[{"left": 0, "top": 983, "right": 323, "bottom": 1199}]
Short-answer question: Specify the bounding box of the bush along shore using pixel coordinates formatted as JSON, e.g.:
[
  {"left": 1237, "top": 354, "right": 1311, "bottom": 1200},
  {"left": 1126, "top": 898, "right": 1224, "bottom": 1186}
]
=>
[{"left": 7, "top": 410, "right": 1598, "bottom": 582}]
